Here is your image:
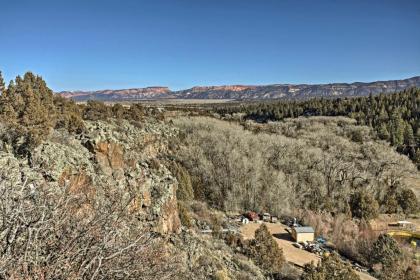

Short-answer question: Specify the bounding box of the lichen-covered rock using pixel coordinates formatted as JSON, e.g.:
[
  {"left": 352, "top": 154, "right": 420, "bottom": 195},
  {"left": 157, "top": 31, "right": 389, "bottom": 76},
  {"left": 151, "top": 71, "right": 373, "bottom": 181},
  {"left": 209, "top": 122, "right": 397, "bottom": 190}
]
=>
[
  {"left": 1, "top": 118, "right": 181, "bottom": 234},
  {"left": 31, "top": 131, "right": 95, "bottom": 181}
]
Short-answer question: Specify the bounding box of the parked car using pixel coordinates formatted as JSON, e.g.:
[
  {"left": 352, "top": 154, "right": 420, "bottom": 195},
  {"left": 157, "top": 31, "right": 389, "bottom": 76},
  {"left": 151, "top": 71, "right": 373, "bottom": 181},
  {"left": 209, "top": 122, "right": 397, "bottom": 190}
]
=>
[
  {"left": 244, "top": 211, "right": 259, "bottom": 221},
  {"left": 262, "top": 213, "right": 271, "bottom": 222},
  {"left": 298, "top": 241, "right": 308, "bottom": 247}
]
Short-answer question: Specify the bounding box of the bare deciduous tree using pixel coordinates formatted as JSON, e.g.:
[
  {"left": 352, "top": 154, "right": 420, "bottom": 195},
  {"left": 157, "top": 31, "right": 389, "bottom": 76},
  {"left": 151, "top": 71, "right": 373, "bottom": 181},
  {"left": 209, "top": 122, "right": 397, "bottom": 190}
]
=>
[{"left": 0, "top": 177, "right": 181, "bottom": 279}]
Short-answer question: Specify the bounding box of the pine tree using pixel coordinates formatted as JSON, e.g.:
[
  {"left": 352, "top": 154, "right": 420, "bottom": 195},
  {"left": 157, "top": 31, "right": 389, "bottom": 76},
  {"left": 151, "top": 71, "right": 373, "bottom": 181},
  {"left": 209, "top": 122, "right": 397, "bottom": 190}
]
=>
[
  {"left": 377, "top": 123, "right": 390, "bottom": 140},
  {"left": 403, "top": 123, "right": 415, "bottom": 146},
  {"left": 0, "top": 71, "right": 5, "bottom": 95},
  {"left": 390, "top": 111, "right": 405, "bottom": 146}
]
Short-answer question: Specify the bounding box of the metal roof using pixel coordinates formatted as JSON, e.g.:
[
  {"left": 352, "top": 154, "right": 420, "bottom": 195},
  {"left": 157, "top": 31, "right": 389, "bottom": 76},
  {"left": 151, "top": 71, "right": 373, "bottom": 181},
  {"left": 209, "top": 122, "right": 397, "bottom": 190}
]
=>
[{"left": 293, "top": 226, "right": 314, "bottom": 233}]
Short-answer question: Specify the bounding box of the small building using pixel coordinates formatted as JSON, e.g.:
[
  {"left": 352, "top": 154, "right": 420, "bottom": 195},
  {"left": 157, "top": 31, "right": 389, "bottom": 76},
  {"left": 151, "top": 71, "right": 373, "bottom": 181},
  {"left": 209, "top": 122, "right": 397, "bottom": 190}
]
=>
[{"left": 291, "top": 226, "right": 315, "bottom": 243}]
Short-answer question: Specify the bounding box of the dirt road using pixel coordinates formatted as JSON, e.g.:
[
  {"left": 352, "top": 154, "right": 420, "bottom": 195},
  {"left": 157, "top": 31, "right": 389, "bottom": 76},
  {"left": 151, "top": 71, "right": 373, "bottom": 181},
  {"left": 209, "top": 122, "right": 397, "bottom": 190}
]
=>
[{"left": 240, "top": 222, "right": 376, "bottom": 280}]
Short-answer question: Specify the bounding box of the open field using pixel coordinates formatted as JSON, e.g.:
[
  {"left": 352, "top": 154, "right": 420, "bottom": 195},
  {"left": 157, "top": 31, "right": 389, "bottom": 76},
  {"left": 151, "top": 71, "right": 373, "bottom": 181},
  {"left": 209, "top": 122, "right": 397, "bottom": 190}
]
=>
[{"left": 240, "top": 222, "right": 376, "bottom": 280}]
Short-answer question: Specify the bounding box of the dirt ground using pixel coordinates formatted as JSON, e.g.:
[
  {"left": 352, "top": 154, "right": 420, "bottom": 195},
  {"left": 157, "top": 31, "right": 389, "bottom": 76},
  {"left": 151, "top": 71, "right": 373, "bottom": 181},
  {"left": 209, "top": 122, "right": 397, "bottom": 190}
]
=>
[
  {"left": 240, "top": 222, "right": 376, "bottom": 280},
  {"left": 240, "top": 222, "right": 320, "bottom": 267}
]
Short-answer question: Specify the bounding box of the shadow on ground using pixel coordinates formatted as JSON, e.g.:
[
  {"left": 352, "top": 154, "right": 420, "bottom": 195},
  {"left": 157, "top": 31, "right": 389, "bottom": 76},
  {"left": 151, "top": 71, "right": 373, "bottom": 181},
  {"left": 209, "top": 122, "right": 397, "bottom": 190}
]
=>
[{"left": 273, "top": 233, "right": 294, "bottom": 241}]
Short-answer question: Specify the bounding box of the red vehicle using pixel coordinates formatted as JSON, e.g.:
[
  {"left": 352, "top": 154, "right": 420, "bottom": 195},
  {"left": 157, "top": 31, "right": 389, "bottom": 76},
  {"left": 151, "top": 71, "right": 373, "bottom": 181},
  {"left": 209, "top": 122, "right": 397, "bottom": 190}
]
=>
[{"left": 244, "top": 211, "right": 259, "bottom": 221}]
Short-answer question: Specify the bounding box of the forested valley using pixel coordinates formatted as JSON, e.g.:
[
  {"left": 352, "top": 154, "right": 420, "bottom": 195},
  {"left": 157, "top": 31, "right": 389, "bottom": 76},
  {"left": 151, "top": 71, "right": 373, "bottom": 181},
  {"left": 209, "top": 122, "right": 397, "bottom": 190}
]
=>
[
  {"left": 213, "top": 88, "right": 420, "bottom": 169},
  {"left": 0, "top": 71, "right": 418, "bottom": 280}
]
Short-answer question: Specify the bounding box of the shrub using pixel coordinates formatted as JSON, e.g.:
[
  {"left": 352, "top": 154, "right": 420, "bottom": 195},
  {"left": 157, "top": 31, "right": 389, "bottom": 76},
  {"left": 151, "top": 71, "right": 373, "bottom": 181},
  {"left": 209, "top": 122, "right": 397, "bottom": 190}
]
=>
[
  {"left": 148, "top": 158, "right": 161, "bottom": 170},
  {"left": 397, "top": 188, "right": 418, "bottom": 214},
  {"left": 112, "top": 103, "right": 125, "bottom": 119},
  {"left": 128, "top": 103, "right": 145, "bottom": 120},
  {"left": 83, "top": 100, "right": 111, "bottom": 120},
  {"left": 0, "top": 173, "right": 181, "bottom": 279},
  {"left": 382, "top": 192, "right": 399, "bottom": 214},
  {"left": 350, "top": 129, "right": 364, "bottom": 143},
  {"left": 301, "top": 254, "right": 360, "bottom": 280},
  {"left": 169, "top": 161, "right": 194, "bottom": 201},
  {"left": 370, "top": 234, "right": 401, "bottom": 266},
  {"left": 178, "top": 201, "right": 192, "bottom": 228},
  {"left": 54, "top": 95, "right": 85, "bottom": 133}
]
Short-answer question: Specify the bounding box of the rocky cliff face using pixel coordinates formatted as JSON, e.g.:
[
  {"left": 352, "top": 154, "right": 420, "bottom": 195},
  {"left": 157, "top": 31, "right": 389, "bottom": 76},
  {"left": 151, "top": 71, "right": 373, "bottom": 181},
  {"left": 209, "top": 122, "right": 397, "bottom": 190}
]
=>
[
  {"left": 59, "top": 87, "right": 171, "bottom": 101},
  {"left": 174, "top": 76, "right": 420, "bottom": 99},
  {"left": 58, "top": 76, "right": 420, "bottom": 101},
  {"left": 0, "top": 118, "right": 181, "bottom": 234}
]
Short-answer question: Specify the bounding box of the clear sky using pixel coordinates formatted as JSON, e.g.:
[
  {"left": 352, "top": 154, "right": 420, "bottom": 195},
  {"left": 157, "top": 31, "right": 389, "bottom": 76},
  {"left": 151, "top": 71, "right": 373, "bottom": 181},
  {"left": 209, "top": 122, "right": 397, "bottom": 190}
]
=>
[{"left": 0, "top": 0, "right": 419, "bottom": 91}]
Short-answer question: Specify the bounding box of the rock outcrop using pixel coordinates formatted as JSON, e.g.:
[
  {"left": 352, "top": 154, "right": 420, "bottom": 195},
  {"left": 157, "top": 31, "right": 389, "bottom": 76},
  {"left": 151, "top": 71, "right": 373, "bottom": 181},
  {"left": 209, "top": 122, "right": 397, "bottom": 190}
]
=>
[{"left": 0, "top": 118, "right": 181, "bottom": 234}]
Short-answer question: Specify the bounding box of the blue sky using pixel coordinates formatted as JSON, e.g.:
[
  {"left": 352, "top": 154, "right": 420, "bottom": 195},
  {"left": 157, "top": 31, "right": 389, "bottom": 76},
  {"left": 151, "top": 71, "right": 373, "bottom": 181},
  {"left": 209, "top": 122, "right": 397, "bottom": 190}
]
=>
[{"left": 0, "top": 0, "right": 419, "bottom": 91}]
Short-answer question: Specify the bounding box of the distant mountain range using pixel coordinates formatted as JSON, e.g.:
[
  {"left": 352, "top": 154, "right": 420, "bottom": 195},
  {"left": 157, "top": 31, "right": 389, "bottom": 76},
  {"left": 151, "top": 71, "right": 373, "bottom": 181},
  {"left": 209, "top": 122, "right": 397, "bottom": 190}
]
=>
[{"left": 58, "top": 76, "right": 420, "bottom": 101}]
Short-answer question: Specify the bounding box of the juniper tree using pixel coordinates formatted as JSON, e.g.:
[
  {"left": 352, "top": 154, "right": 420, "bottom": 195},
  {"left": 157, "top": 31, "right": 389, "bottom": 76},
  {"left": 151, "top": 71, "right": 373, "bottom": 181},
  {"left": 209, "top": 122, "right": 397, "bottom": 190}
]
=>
[
  {"left": 251, "top": 224, "right": 285, "bottom": 274},
  {"left": 370, "top": 234, "right": 401, "bottom": 266},
  {"left": 349, "top": 190, "right": 379, "bottom": 220}
]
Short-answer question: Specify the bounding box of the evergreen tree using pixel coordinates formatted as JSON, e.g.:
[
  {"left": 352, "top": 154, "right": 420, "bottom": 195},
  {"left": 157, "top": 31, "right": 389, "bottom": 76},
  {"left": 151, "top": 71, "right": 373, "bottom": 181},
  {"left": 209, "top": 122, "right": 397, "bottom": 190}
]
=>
[
  {"left": 251, "top": 224, "right": 285, "bottom": 274},
  {"left": 383, "top": 192, "right": 399, "bottom": 214},
  {"left": 390, "top": 111, "right": 405, "bottom": 146},
  {"left": 0, "top": 71, "right": 5, "bottom": 95},
  {"left": 397, "top": 188, "right": 418, "bottom": 214},
  {"left": 0, "top": 72, "right": 57, "bottom": 156},
  {"left": 349, "top": 190, "right": 379, "bottom": 220},
  {"left": 377, "top": 123, "right": 390, "bottom": 140},
  {"left": 370, "top": 234, "right": 401, "bottom": 266},
  {"left": 403, "top": 123, "right": 415, "bottom": 146}
]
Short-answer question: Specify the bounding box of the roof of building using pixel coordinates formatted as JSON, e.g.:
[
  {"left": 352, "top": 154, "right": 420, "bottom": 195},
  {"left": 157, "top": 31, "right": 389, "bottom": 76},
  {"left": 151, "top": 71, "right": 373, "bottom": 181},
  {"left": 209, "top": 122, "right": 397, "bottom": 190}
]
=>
[
  {"left": 293, "top": 226, "right": 315, "bottom": 233},
  {"left": 397, "top": 221, "right": 412, "bottom": 224}
]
